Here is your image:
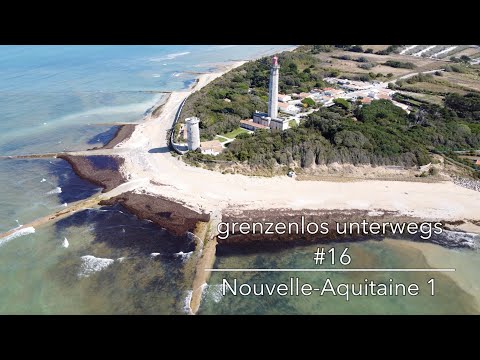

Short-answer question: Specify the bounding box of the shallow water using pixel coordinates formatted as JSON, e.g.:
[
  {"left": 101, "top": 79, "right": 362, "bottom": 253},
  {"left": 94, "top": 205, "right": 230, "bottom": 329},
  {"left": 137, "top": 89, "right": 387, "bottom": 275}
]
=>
[{"left": 200, "top": 240, "right": 480, "bottom": 315}]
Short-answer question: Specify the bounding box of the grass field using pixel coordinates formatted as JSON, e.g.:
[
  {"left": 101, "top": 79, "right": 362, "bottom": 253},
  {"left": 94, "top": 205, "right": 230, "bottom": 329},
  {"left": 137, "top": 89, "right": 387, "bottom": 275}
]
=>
[
  {"left": 400, "top": 81, "right": 469, "bottom": 95},
  {"left": 215, "top": 136, "right": 229, "bottom": 143},
  {"left": 221, "top": 127, "right": 249, "bottom": 139},
  {"left": 441, "top": 71, "right": 480, "bottom": 92},
  {"left": 447, "top": 47, "right": 480, "bottom": 59},
  {"left": 314, "top": 50, "right": 450, "bottom": 80},
  {"left": 398, "top": 91, "right": 445, "bottom": 105},
  {"left": 363, "top": 45, "right": 391, "bottom": 52}
]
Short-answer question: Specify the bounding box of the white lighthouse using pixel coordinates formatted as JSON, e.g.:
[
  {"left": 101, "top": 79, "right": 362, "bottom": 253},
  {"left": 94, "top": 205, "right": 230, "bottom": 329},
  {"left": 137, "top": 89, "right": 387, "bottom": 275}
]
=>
[
  {"left": 251, "top": 56, "right": 289, "bottom": 131},
  {"left": 185, "top": 117, "right": 200, "bottom": 151},
  {"left": 268, "top": 55, "right": 280, "bottom": 119}
]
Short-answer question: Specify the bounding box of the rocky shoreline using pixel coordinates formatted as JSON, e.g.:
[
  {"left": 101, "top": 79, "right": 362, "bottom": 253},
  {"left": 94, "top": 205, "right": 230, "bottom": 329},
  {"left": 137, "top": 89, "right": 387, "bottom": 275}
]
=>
[
  {"left": 452, "top": 175, "right": 480, "bottom": 192},
  {"left": 99, "top": 191, "right": 210, "bottom": 237},
  {"left": 57, "top": 154, "right": 126, "bottom": 192}
]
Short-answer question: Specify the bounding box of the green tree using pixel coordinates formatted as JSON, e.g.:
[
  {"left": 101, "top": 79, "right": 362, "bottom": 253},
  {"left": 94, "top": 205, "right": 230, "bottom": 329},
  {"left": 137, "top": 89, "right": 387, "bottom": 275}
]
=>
[
  {"left": 333, "top": 98, "right": 351, "bottom": 110},
  {"left": 383, "top": 60, "right": 416, "bottom": 69},
  {"left": 302, "top": 97, "right": 315, "bottom": 107},
  {"left": 349, "top": 45, "right": 364, "bottom": 53}
]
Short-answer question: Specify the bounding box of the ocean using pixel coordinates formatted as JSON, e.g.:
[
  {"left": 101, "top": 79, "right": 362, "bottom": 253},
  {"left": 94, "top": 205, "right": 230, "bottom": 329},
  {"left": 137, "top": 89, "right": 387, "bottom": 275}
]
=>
[{"left": 0, "top": 45, "right": 478, "bottom": 314}]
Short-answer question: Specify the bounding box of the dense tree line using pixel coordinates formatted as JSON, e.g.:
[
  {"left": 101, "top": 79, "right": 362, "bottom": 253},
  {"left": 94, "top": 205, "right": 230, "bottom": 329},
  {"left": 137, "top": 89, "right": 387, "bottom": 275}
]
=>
[{"left": 201, "top": 97, "right": 480, "bottom": 168}]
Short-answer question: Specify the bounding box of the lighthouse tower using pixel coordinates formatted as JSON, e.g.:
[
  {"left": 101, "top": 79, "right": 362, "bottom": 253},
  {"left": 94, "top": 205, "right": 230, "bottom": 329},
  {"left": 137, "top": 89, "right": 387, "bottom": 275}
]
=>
[
  {"left": 251, "top": 55, "right": 289, "bottom": 130},
  {"left": 267, "top": 56, "right": 280, "bottom": 119},
  {"left": 185, "top": 117, "right": 200, "bottom": 151}
]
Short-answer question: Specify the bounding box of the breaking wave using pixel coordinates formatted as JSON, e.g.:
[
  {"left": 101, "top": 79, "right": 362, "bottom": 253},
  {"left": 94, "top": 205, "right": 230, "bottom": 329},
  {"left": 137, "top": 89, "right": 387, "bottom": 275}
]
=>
[
  {"left": 183, "top": 290, "right": 193, "bottom": 314},
  {"left": 204, "top": 284, "right": 224, "bottom": 304},
  {"left": 78, "top": 255, "right": 114, "bottom": 278},
  {"left": 61, "top": 237, "right": 69, "bottom": 248},
  {"left": 174, "top": 251, "right": 193, "bottom": 262},
  {"left": 47, "top": 187, "right": 62, "bottom": 195},
  {"left": 0, "top": 227, "right": 35, "bottom": 248}
]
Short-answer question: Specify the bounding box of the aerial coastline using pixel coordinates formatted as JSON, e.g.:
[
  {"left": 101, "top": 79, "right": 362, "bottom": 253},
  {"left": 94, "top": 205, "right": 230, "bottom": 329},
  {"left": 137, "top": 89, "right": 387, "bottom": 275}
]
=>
[
  {"left": 2, "top": 50, "right": 480, "bottom": 250},
  {"left": 1, "top": 46, "right": 480, "bottom": 314}
]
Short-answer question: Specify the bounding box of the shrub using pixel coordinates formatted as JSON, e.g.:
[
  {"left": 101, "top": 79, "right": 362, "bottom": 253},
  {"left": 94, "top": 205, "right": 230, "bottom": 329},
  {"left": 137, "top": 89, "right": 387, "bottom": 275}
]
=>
[{"left": 383, "top": 60, "right": 416, "bottom": 69}]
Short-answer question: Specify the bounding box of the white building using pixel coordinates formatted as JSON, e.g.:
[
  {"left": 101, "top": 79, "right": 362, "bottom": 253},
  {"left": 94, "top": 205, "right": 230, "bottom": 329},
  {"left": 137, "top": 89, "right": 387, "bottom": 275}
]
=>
[
  {"left": 252, "top": 56, "right": 289, "bottom": 131},
  {"left": 278, "top": 94, "right": 292, "bottom": 103},
  {"left": 185, "top": 117, "right": 200, "bottom": 151},
  {"left": 278, "top": 102, "right": 299, "bottom": 115}
]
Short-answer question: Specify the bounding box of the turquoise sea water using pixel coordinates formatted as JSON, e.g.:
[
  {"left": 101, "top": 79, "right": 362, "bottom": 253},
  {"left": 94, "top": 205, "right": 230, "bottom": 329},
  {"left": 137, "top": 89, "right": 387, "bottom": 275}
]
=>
[
  {"left": 0, "top": 45, "right": 292, "bottom": 233},
  {"left": 0, "top": 45, "right": 479, "bottom": 314}
]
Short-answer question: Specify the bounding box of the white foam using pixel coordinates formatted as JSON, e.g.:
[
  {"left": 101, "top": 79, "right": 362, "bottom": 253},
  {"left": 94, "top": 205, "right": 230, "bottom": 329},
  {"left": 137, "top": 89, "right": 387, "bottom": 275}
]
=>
[
  {"left": 117, "top": 257, "right": 126, "bottom": 262},
  {"left": 0, "top": 227, "right": 35, "bottom": 248},
  {"left": 47, "top": 187, "right": 62, "bottom": 195},
  {"left": 183, "top": 290, "right": 193, "bottom": 314},
  {"left": 367, "top": 210, "right": 384, "bottom": 217},
  {"left": 61, "top": 237, "right": 69, "bottom": 248},
  {"left": 150, "top": 252, "right": 161, "bottom": 258},
  {"left": 441, "top": 230, "right": 479, "bottom": 249},
  {"left": 150, "top": 51, "right": 190, "bottom": 62},
  {"left": 152, "top": 74, "right": 161, "bottom": 78},
  {"left": 199, "top": 282, "right": 208, "bottom": 302},
  {"left": 78, "top": 255, "right": 114, "bottom": 278},
  {"left": 174, "top": 251, "right": 193, "bottom": 262},
  {"left": 40, "top": 178, "right": 47, "bottom": 183},
  {"left": 206, "top": 284, "right": 224, "bottom": 303}
]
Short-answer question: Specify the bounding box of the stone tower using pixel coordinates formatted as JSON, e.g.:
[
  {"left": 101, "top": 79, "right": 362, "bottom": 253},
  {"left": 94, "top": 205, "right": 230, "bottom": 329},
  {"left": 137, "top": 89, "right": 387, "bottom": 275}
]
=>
[
  {"left": 185, "top": 117, "right": 200, "bottom": 151},
  {"left": 268, "top": 56, "right": 280, "bottom": 119}
]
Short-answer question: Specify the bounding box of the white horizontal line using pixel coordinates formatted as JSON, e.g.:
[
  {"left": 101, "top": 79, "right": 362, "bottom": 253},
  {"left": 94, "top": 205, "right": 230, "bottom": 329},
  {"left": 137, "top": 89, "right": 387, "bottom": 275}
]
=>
[{"left": 206, "top": 268, "right": 456, "bottom": 272}]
